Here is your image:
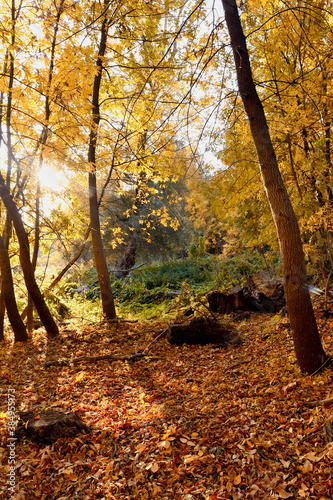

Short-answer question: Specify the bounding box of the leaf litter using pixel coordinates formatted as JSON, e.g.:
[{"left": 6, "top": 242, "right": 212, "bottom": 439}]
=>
[{"left": 0, "top": 311, "right": 333, "bottom": 499}]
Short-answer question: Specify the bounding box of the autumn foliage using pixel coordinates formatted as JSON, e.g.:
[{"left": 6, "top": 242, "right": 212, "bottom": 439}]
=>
[{"left": 1, "top": 0, "right": 333, "bottom": 497}]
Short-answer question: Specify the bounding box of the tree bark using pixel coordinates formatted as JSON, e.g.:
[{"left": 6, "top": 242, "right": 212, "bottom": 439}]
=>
[
  {"left": 0, "top": 172, "right": 59, "bottom": 338},
  {"left": 0, "top": 233, "right": 27, "bottom": 341},
  {"left": 221, "top": 0, "right": 328, "bottom": 374},
  {"left": 0, "top": 1, "right": 17, "bottom": 340},
  {"left": 115, "top": 230, "right": 138, "bottom": 278},
  {"left": 88, "top": 3, "right": 116, "bottom": 319},
  {"left": 27, "top": 176, "right": 41, "bottom": 333}
]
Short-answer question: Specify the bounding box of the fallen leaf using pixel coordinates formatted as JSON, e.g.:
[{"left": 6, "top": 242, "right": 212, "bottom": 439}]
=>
[
  {"left": 146, "top": 462, "right": 159, "bottom": 472},
  {"left": 234, "top": 474, "right": 242, "bottom": 485},
  {"left": 280, "top": 459, "right": 290, "bottom": 468},
  {"left": 283, "top": 382, "right": 297, "bottom": 393}
]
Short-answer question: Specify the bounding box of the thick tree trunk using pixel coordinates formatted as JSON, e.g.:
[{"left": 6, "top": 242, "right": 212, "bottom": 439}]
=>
[
  {"left": 0, "top": 234, "right": 27, "bottom": 341},
  {"left": 221, "top": 0, "right": 328, "bottom": 374},
  {"left": 0, "top": 292, "right": 4, "bottom": 341},
  {"left": 88, "top": 4, "right": 116, "bottom": 319},
  {"left": 0, "top": 173, "right": 59, "bottom": 338}
]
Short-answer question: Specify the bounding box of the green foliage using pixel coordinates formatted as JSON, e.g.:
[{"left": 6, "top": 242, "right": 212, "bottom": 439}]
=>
[
  {"left": 123, "top": 256, "right": 221, "bottom": 292},
  {"left": 108, "top": 251, "right": 279, "bottom": 318}
]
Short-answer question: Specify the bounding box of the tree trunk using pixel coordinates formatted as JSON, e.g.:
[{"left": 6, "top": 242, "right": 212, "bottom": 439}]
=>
[
  {"left": 0, "top": 172, "right": 59, "bottom": 338},
  {"left": 0, "top": 234, "right": 27, "bottom": 341},
  {"left": 88, "top": 3, "right": 116, "bottom": 319},
  {"left": 115, "top": 230, "right": 138, "bottom": 278},
  {"left": 221, "top": 0, "right": 328, "bottom": 374},
  {"left": 27, "top": 0, "right": 65, "bottom": 332},
  {"left": 27, "top": 178, "right": 41, "bottom": 333}
]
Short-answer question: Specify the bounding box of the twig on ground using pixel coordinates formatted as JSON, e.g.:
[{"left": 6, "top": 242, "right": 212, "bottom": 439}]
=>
[
  {"left": 141, "top": 328, "right": 168, "bottom": 354},
  {"left": 308, "top": 356, "right": 331, "bottom": 377},
  {"left": 228, "top": 358, "right": 252, "bottom": 369},
  {"left": 305, "top": 396, "right": 333, "bottom": 407}
]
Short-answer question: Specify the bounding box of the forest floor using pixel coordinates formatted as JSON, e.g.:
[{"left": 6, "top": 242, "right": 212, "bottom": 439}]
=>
[{"left": 1, "top": 309, "right": 333, "bottom": 500}]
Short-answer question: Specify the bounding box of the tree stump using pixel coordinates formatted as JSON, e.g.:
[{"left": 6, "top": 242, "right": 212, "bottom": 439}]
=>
[
  {"left": 167, "top": 317, "right": 241, "bottom": 346},
  {"left": 207, "top": 287, "right": 247, "bottom": 315},
  {"left": 207, "top": 280, "right": 285, "bottom": 315},
  {"left": 16, "top": 408, "right": 90, "bottom": 444}
]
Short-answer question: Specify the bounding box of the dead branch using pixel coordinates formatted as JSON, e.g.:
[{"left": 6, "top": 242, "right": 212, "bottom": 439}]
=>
[
  {"left": 228, "top": 358, "right": 252, "bottom": 369},
  {"left": 142, "top": 328, "right": 168, "bottom": 353},
  {"left": 43, "top": 352, "right": 159, "bottom": 368},
  {"left": 305, "top": 397, "right": 333, "bottom": 407}
]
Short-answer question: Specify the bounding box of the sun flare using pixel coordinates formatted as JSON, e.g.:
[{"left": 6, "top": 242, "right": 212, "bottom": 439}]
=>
[{"left": 38, "top": 166, "right": 63, "bottom": 191}]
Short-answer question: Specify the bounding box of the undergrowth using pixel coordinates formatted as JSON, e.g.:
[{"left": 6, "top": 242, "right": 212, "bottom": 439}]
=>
[{"left": 55, "top": 251, "right": 280, "bottom": 321}]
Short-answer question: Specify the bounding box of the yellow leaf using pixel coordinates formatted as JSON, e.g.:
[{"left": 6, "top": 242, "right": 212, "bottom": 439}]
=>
[{"left": 75, "top": 372, "right": 86, "bottom": 382}]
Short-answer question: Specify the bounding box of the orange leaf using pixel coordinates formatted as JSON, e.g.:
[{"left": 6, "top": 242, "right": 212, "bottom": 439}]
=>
[{"left": 234, "top": 474, "right": 242, "bottom": 485}]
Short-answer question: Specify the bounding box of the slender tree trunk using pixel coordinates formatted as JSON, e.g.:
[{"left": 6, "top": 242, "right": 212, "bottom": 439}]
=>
[
  {"left": 0, "top": 1, "right": 16, "bottom": 339},
  {"left": 221, "top": 0, "right": 328, "bottom": 374},
  {"left": 0, "top": 172, "right": 59, "bottom": 338},
  {"left": 27, "top": 1, "right": 65, "bottom": 332},
  {"left": 0, "top": 234, "right": 27, "bottom": 341},
  {"left": 88, "top": 4, "right": 116, "bottom": 319},
  {"left": 321, "top": 72, "right": 333, "bottom": 262},
  {"left": 115, "top": 230, "right": 138, "bottom": 278},
  {"left": 27, "top": 178, "right": 41, "bottom": 333}
]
